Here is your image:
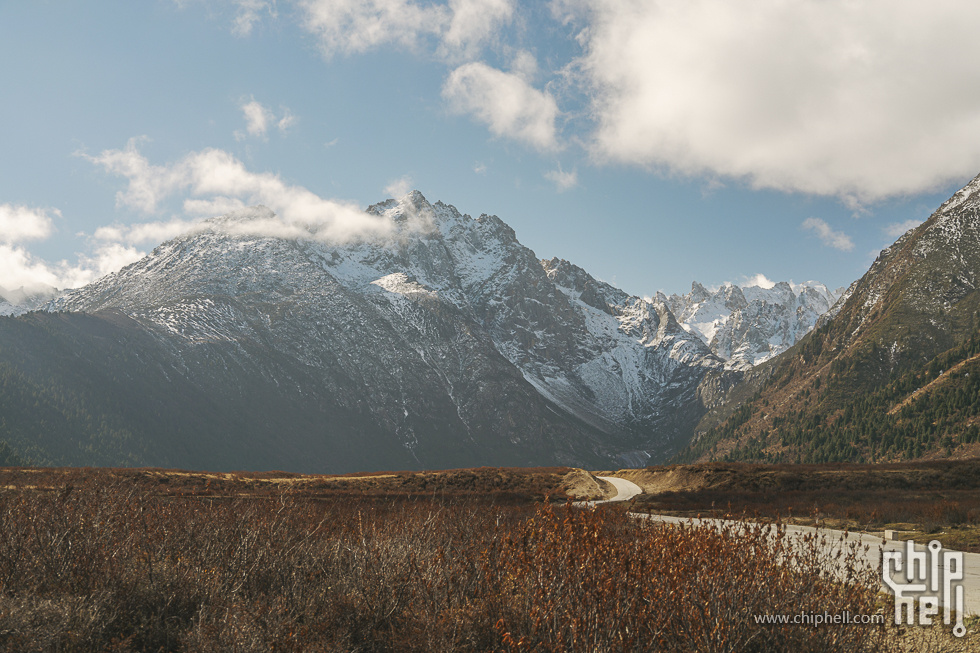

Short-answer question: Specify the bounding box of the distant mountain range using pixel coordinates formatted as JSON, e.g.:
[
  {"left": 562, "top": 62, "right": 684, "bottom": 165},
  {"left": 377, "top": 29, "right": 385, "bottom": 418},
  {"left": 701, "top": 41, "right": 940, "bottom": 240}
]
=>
[
  {"left": 665, "top": 280, "right": 841, "bottom": 370},
  {"left": 4, "top": 191, "right": 801, "bottom": 472},
  {"left": 9, "top": 173, "right": 977, "bottom": 473}
]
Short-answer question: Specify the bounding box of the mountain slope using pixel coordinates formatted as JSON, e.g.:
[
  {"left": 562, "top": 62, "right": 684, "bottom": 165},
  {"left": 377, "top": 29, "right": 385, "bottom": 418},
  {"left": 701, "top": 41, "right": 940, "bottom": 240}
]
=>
[
  {"left": 680, "top": 172, "right": 980, "bottom": 463},
  {"left": 0, "top": 306, "right": 608, "bottom": 471},
  {"left": 1, "top": 192, "right": 723, "bottom": 471}
]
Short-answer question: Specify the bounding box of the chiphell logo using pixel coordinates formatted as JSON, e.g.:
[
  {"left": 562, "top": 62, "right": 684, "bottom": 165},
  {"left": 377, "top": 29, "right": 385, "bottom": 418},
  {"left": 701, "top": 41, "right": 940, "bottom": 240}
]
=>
[{"left": 882, "top": 539, "right": 965, "bottom": 637}]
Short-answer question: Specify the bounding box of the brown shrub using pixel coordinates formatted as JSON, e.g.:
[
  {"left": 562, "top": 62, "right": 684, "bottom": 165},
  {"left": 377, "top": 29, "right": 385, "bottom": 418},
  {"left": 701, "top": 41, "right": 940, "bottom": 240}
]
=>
[
  {"left": 489, "top": 503, "right": 883, "bottom": 653},
  {"left": 0, "top": 476, "right": 886, "bottom": 652}
]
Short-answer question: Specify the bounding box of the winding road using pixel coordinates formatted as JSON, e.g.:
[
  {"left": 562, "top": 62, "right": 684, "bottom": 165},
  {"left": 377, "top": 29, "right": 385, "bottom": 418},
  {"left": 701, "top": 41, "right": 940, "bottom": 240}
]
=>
[
  {"left": 594, "top": 476, "right": 643, "bottom": 503},
  {"left": 574, "top": 476, "right": 643, "bottom": 507},
  {"left": 594, "top": 475, "right": 980, "bottom": 622}
]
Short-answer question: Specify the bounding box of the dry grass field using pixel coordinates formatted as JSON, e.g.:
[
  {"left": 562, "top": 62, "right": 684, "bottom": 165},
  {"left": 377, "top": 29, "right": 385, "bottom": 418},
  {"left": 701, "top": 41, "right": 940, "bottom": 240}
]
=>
[
  {"left": 0, "top": 464, "right": 902, "bottom": 652},
  {"left": 0, "top": 465, "right": 576, "bottom": 502}
]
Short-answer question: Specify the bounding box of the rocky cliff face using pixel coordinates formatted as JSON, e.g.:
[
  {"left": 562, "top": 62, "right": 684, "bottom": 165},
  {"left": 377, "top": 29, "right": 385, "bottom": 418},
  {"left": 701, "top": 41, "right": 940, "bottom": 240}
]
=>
[{"left": 2, "top": 191, "right": 724, "bottom": 471}]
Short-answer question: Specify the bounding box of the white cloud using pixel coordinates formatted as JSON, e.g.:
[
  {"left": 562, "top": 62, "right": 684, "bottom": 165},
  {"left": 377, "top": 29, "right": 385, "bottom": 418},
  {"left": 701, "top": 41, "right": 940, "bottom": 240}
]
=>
[
  {"left": 298, "top": 0, "right": 448, "bottom": 56},
  {"left": 443, "top": 62, "right": 559, "bottom": 150},
  {"left": 509, "top": 50, "right": 539, "bottom": 82},
  {"left": 884, "top": 219, "right": 924, "bottom": 240},
  {"left": 297, "top": 0, "right": 513, "bottom": 58},
  {"left": 545, "top": 166, "right": 577, "bottom": 192},
  {"left": 0, "top": 200, "right": 144, "bottom": 292},
  {"left": 442, "top": 0, "right": 514, "bottom": 56},
  {"left": 183, "top": 197, "right": 248, "bottom": 217},
  {"left": 231, "top": 0, "right": 276, "bottom": 36},
  {"left": 236, "top": 98, "right": 295, "bottom": 140},
  {"left": 173, "top": 0, "right": 277, "bottom": 37},
  {"left": 80, "top": 137, "right": 187, "bottom": 214},
  {"left": 745, "top": 273, "right": 776, "bottom": 289},
  {"left": 86, "top": 140, "right": 393, "bottom": 243},
  {"left": 0, "top": 241, "right": 145, "bottom": 293},
  {"left": 576, "top": 0, "right": 980, "bottom": 202},
  {"left": 93, "top": 218, "right": 202, "bottom": 245},
  {"left": 801, "top": 218, "right": 854, "bottom": 252},
  {"left": 76, "top": 244, "right": 146, "bottom": 282},
  {"left": 296, "top": 2, "right": 543, "bottom": 152},
  {"left": 240, "top": 99, "right": 274, "bottom": 139},
  {"left": 0, "top": 204, "right": 58, "bottom": 244},
  {"left": 0, "top": 244, "right": 64, "bottom": 292},
  {"left": 277, "top": 108, "right": 297, "bottom": 132},
  {"left": 548, "top": 0, "right": 584, "bottom": 25},
  {"left": 384, "top": 176, "right": 414, "bottom": 198}
]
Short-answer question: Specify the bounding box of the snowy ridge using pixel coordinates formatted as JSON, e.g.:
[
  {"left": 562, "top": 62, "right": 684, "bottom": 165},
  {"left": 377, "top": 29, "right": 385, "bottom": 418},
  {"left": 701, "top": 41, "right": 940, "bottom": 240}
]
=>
[
  {"left": 935, "top": 171, "right": 980, "bottom": 216},
  {"left": 842, "top": 172, "right": 980, "bottom": 340},
  {"left": 667, "top": 280, "right": 841, "bottom": 370},
  {"left": 913, "top": 173, "right": 980, "bottom": 262}
]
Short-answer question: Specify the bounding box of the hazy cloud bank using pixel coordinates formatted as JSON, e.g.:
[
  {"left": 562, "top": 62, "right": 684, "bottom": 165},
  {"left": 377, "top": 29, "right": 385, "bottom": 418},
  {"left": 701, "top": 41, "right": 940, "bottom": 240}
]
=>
[
  {"left": 0, "top": 203, "right": 139, "bottom": 293},
  {"left": 2, "top": 137, "right": 407, "bottom": 293},
  {"left": 571, "top": 0, "right": 980, "bottom": 203},
  {"left": 84, "top": 138, "right": 393, "bottom": 243}
]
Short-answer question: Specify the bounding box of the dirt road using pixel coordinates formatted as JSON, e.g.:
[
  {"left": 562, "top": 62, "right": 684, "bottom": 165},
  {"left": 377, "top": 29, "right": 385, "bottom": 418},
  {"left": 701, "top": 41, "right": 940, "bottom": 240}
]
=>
[{"left": 579, "top": 476, "right": 642, "bottom": 506}]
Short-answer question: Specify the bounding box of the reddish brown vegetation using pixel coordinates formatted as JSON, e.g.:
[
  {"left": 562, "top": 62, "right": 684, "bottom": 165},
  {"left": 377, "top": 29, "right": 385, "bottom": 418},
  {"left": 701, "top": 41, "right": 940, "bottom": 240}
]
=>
[
  {"left": 0, "top": 467, "right": 886, "bottom": 652},
  {"left": 490, "top": 506, "right": 883, "bottom": 652}
]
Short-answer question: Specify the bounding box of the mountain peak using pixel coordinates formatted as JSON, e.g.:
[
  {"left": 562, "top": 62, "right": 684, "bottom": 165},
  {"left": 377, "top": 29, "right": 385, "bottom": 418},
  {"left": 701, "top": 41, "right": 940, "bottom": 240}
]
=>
[
  {"left": 0, "top": 283, "right": 61, "bottom": 316},
  {"left": 404, "top": 189, "right": 429, "bottom": 205},
  {"left": 937, "top": 171, "right": 980, "bottom": 215},
  {"left": 689, "top": 281, "right": 710, "bottom": 303},
  {"left": 366, "top": 190, "right": 434, "bottom": 220},
  {"left": 204, "top": 204, "right": 277, "bottom": 226}
]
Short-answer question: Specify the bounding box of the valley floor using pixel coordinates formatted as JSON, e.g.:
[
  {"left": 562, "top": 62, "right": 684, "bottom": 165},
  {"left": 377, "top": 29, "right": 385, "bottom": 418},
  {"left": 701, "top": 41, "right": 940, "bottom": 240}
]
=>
[{"left": 0, "top": 464, "right": 975, "bottom": 651}]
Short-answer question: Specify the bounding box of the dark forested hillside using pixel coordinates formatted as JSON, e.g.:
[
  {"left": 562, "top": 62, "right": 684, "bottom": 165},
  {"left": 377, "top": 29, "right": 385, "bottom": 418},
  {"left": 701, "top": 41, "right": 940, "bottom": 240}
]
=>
[
  {"left": 682, "top": 320, "right": 980, "bottom": 463},
  {"left": 0, "top": 310, "right": 601, "bottom": 472}
]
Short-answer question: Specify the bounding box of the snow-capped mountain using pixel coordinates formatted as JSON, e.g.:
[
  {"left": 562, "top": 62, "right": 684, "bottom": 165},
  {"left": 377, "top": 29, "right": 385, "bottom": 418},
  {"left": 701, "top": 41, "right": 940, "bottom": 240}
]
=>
[
  {"left": 7, "top": 191, "right": 723, "bottom": 471},
  {"left": 666, "top": 280, "right": 841, "bottom": 369}
]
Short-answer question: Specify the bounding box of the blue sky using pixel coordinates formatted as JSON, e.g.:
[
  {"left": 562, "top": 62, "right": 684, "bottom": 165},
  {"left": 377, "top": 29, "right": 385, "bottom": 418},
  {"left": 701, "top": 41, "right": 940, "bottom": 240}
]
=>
[{"left": 2, "top": 1, "right": 979, "bottom": 299}]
